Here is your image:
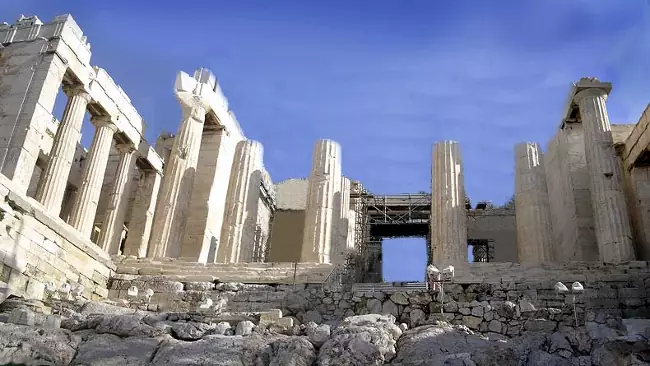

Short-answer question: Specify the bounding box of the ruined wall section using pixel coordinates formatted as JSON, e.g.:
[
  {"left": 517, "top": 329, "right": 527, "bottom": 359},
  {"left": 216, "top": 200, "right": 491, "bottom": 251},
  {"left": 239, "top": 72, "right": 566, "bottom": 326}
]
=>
[
  {"left": 467, "top": 208, "right": 517, "bottom": 262},
  {"left": 0, "top": 175, "right": 114, "bottom": 301},
  {"left": 267, "top": 179, "right": 308, "bottom": 263}
]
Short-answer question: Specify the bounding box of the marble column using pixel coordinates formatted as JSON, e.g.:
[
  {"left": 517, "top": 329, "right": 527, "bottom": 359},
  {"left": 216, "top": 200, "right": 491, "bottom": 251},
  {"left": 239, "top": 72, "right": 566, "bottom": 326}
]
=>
[
  {"left": 217, "top": 140, "right": 264, "bottom": 263},
  {"left": 514, "top": 142, "right": 553, "bottom": 263},
  {"left": 68, "top": 117, "right": 118, "bottom": 238},
  {"left": 122, "top": 168, "right": 162, "bottom": 258},
  {"left": 575, "top": 85, "right": 636, "bottom": 262},
  {"left": 331, "top": 177, "right": 351, "bottom": 264},
  {"left": 301, "top": 139, "right": 342, "bottom": 263},
  {"left": 97, "top": 143, "right": 137, "bottom": 254},
  {"left": 35, "top": 85, "right": 91, "bottom": 215},
  {"left": 430, "top": 141, "right": 467, "bottom": 266},
  {"left": 148, "top": 100, "right": 206, "bottom": 258}
]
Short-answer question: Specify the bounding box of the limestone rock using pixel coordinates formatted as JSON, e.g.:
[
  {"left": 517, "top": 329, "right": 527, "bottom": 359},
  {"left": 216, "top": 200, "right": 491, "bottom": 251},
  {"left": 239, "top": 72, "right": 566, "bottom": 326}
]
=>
[
  {"left": 214, "top": 321, "right": 232, "bottom": 335},
  {"left": 382, "top": 300, "right": 399, "bottom": 317},
  {"left": 409, "top": 308, "right": 426, "bottom": 328},
  {"left": 526, "top": 350, "right": 571, "bottom": 365},
  {"left": 0, "top": 324, "right": 81, "bottom": 365},
  {"left": 171, "top": 321, "right": 214, "bottom": 340},
  {"left": 300, "top": 310, "right": 323, "bottom": 324},
  {"left": 307, "top": 323, "right": 331, "bottom": 347},
  {"left": 236, "top": 320, "right": 255, "bottom": 336},
  {"left": 390, "top": 292, "right": 409, "bottom": 305},
  {"left": 72, "top": 333, "right": 164, "bottom": 365},
  {"left": 319, "top": 314, "right": 402, "bottom": 365},
  {"left": 366, "top": 298, "right": 382, "bottom": 314},
  {"left": 95, "top": 315, "right": 166, "bottom": 338}
]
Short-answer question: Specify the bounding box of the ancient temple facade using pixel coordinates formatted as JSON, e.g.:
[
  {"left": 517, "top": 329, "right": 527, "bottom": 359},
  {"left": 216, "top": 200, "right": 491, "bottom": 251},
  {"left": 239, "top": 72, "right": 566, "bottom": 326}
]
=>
[{"left": 0, "top": 14, "right": 650, "bottom": 303}]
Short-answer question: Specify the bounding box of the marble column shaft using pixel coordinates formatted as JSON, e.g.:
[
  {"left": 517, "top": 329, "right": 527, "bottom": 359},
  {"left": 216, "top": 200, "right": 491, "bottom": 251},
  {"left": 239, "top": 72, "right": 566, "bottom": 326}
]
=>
[
  {"left": 36, "top": 85, "right": 91, "bottom": 215},
  {"left": 218, "top": 140, "right": 264, "bottom": 263},
  {"left": 514, "top": 142, "right": 553, "bottom": 263},
  {"left": 97, "top": 144, "right": 137, "bottom": 254},
  {"left": 430, "top": 141, "right": 467, "bottom": 266},
  {"left": 575, "top": 88, "right": 635, "bottom": 262},
  {"left": 148, "top": 102, "right": 206, "bottom": 258},
  {"left": 301, "top": 139, "right": 342, "bottom": 263},
  {"left": 122, "top": 169, "right": 162, "bottom": 258},
  {"left": 68, "top": 117, "right": 118, "bottom": 238}
]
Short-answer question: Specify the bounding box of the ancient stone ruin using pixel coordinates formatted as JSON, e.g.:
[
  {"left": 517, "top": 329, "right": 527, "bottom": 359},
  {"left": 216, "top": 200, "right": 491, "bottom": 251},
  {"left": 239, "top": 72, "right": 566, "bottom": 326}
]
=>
[{"left": 0, "top": 14, "right": 650, "bottom": 365}]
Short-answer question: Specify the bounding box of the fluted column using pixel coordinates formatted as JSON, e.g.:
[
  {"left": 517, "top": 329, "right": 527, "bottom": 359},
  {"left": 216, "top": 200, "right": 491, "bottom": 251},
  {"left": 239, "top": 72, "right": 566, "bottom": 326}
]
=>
[
  {"left": 36, "top": 85, "right": 91, "bottom": 215},
  {"left": 301, "top": 139, "right": 342, "bottom": 263},
  {"left": 68, "top": 117, "right": 118, "bottom": 237},
  {"left": 430, "top": 141, "right": 467, "bottom": 266},
  {"left": 575, "top": 86, "right": 635, "bottom": 262},
  {"left": 97, "top": 143, "right": 137, "bottom": 254},
  {"left": 514, "top": 142, "right": 553, "bottom": 263},
  {"left": 331, "top": 177, "right": 351, "bottom": 264},
  {"left": 148, "top": 101, "right": 206, "bottom": 258},
  {"left": 122, "top": 169, "right": 162, "bottom": 258},
  {"left": 217, "top": 140, "right": 264, "bottom": 263}
]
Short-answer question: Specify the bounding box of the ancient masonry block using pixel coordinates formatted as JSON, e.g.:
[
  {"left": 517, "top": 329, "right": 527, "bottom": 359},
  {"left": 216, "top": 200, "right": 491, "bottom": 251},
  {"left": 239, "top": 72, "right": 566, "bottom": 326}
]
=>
[
  {"left": 430, "top": 141, "right": 467, "bottom": 266},
  {"left": 148, "top": 101, "right": 207, "bottom": 258},
  {"left": 35, "top": 86, "right": 92, "bottom": 216},
  {"left": 217, "top": 140, "right": 264, "bottom": 263},
  {"left": 301, "top": 139, "right": 342, "bottom": 263},
  {"left": 68, "top": 117, "right": 119, "bottom": 238},
  {"left": 514, "top": 142, "right": 553, "bottom": 262},
  {"left": 121, "top": 169, "right": 162, "bottom": 258},
  {"left": 574, "top": 80, "right": 635, "bottom": 262},
  {"left": 331, "top": 177, "right": 351, "bottom": 264}
]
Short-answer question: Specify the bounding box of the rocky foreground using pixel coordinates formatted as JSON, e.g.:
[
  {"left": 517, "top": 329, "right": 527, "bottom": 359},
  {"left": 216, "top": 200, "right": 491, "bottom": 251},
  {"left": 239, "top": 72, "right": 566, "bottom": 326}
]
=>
[{"left": 0, "top": 296, "right": 648, "bottom": 365}]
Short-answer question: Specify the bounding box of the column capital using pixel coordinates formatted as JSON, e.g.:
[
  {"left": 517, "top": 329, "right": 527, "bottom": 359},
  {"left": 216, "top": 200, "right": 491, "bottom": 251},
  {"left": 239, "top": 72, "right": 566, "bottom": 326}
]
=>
[
  {"left": 574, "top": 87, "right": 609, "bottom": 103},
  {"left": 90, "top": 115, "right": 119, "bottom": 132},
  {"left": 62, "top": 84, "right": 92, "bottom": 101},
  {"left": 179, "top": 100, "right": 207, "bottom": 122},
  {"left": 115, "top": 143, "right": 136, "bottom": 154}
]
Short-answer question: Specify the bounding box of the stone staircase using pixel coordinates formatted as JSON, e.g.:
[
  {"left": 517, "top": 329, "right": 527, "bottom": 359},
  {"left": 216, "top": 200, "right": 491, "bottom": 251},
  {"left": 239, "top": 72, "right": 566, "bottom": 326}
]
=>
[{"left": 113, "top": 257, "right": 335, "bottom": 284}]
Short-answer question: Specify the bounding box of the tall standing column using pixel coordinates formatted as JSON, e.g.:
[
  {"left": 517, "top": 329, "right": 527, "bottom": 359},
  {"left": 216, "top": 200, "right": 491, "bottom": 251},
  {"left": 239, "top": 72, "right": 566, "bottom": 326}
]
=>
[
  {"left": 68, "top": 117, "right": 118, "bottom": 237},
  {"left": 148, "top": 100, "right": 206, "bottom": 258},
  {"left": 217, "top": 140, "right": 264, "bottom": 263},
  {"left": 331, "top": 177, "right": 351, "bottom": 264},
  {"left": 575, "top": 84, "right": 636, "bottom": 262},
  {"left": 301, "top": 139, "right": 342, "bottom": 263},
  {"left": 122, "top": 169, "right": 162, "bottom": 258},
  {"left": 35, "top": 85, "right": 91, "bottom": 215},
  {"left": 97, "top": 144, "right": 137, "bottom": 254},
  {"left": 430, "top": 141, "right": 467, "bottom": 266},
  {"left": 514, "top": 142, "right": 553, "bottom": 262}
]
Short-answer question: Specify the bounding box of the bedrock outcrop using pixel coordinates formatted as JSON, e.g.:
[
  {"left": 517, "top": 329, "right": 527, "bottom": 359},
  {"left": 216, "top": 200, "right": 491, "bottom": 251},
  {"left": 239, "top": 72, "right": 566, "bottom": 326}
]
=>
[{"left": 0, "top": 296, "right": 649, "bottom": 365}]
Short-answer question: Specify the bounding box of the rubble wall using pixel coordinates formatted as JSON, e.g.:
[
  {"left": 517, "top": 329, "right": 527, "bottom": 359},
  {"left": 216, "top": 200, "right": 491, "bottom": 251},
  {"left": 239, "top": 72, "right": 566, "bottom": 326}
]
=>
[
  {"left": 0, "top": 175, "right": 115, "bottom": 301},
  {"left": 107, "top": 261, "right": 650, "bottom": 338}
]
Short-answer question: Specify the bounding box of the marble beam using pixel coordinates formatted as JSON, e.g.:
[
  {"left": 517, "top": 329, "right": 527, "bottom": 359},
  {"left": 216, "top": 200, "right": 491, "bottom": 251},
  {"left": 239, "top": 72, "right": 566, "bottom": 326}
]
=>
[
  {"left": 35, "top": 85, "right": 91, "bottom": 215},
  {"left": 217, "top": 140, "right": 264, "bottom": 263},
  {"left": 430, "top": 141, "right": 467, "bottom": 267},
  {"left": 97, "top": 143, "right": 137, "bottom": 254},
  {"left": 514, "top": 142, "right": 553, "bottom": 263},
  {"left": 67, "top": 116, "right": 118, "bottom": 238},
  {"left": 301, "top": 139, "right": 342, "bottom": 264},
  {"left": 574, "top": 79, "right": 635, "bottom": 262}
]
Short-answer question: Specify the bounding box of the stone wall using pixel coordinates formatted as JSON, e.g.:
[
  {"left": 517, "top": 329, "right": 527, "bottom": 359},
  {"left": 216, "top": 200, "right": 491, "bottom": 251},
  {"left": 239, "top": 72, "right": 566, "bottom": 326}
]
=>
[
  {"left": 0, "top": 175, "right": 115, "bottom": 301},
  {"left": 467, "top": 208, "right": 517, "bottom": 262},
  {"left": 107, "top": 261, "right": 650, "bottom": 338}
]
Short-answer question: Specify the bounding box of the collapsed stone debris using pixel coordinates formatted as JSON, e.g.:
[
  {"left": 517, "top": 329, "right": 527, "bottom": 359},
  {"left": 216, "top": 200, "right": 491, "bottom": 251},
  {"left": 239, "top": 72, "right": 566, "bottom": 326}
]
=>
[{"left": 0, "top": 13, "right": 650, "bottom": 364}]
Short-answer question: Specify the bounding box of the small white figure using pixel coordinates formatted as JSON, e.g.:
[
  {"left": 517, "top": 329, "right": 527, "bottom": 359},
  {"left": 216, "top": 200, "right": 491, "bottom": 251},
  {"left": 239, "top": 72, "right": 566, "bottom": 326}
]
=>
[
  {"left": 127, "top": 286, "right": 139, "bottom": 297},
  {"left": 199, "top": 298, "right": 213, "bottom": 310},
  {"left": 554, "top": 282, "right": 569, "bottom": 294},
  {"left": 59, "top": 283, "right": 71, "bottom": 300},
  {"left": 571, "top": 282, "right": 584, "bottom": 293}
]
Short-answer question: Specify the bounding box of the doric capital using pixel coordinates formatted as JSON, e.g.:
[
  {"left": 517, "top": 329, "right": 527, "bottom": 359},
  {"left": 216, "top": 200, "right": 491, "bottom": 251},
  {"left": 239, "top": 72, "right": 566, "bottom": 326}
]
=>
[
  {"left": 573, "top": 87, "right": 608, "bottom": 103},
  {"left": 115, "top": 143, "right": 136, "bottom": 154},
  {"left": 63, "top": 84, "right": 92, "bottom": 101},
  {"left": 90, "top": 115, "right": 119, "bottom": 132},
  {"left": 179, "top": 100, "right": 207, "bottom": 123}
]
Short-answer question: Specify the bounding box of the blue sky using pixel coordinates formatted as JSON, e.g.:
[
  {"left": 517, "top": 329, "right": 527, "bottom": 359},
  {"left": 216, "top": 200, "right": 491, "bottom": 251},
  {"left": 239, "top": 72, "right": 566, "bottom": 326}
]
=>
[{"left": 3, "top": 1, "right": 649, "bottom": 281}]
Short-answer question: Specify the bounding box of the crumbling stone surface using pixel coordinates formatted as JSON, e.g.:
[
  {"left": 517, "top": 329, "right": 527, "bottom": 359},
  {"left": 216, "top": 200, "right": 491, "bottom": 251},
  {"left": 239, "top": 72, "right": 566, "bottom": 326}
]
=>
[{"left": 1, "top": 295, "right": 650, "bottom": 365}]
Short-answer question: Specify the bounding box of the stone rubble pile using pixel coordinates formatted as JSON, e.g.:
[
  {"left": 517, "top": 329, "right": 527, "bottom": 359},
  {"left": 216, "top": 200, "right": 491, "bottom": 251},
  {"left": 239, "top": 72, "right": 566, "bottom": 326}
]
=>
[{"left": 0, "top": 296, "right": 649, "bottom": 365}]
